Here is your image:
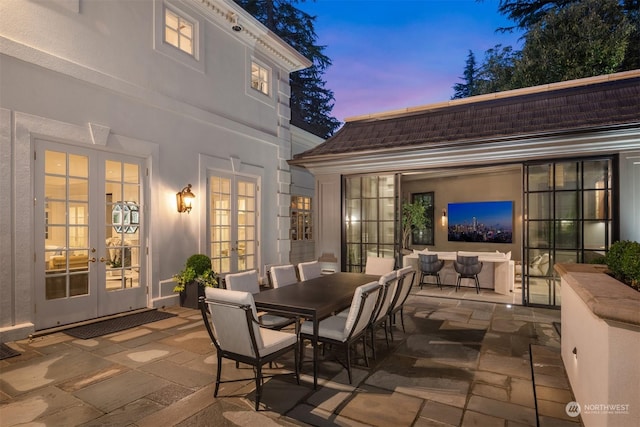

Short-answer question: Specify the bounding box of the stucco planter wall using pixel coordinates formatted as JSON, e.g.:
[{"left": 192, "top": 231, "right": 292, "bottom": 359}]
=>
[{"left": 556, "top": 263, "right": 640, "bottom": 427}]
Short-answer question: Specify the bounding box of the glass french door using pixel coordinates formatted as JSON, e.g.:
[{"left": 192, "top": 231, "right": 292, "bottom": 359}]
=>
[
  {"left": 35, "top": 141, "right": 146, "bottom": 330},
  {"left": 344, "top": 174, "right": 398, "bottom": 272},
  {"left": 209, "top": 174, "right": 258, "bottom": 276},
  {"left": 523, "top": 157, "right": 614, "bottom": 307}
]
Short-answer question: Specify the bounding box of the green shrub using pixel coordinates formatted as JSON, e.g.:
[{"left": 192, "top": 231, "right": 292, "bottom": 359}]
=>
[
  {"left": 173, "top": 254, "right": 218, "bottom": 293},
  {"left": 185, "top": 254, "right": 211, "bottom": 275},
  {"left": 605, "top": 240, "right": 640, "bottom": 290}
]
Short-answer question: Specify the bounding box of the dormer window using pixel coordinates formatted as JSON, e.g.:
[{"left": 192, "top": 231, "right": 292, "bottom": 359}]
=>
[
  {"left": 165, "top": 8, "right": 194, "bottom": 56},
  {"left": 251, "top": 61, "right": 270, "bottom": 96}
]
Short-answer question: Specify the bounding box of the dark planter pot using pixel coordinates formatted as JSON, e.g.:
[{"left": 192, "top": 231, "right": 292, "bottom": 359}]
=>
[{"left": 179, "top": 281, "right": 205, "bottom": 309}]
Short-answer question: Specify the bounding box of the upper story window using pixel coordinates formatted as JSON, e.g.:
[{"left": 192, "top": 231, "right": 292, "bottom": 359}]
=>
[
  {"left": 165, "top": 7, "right": 194, "bottom": 56},
  {"left": 251, "top": 61, "right": 270, "bottom": 96}
]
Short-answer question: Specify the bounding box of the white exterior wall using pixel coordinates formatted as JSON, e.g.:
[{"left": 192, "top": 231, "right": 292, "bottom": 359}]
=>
[
  {"left": 0, "top": 0, "right": 313, "bottom": 340},
  {"left": 561, "top": 278, "right": 640, "bottom": 427}
]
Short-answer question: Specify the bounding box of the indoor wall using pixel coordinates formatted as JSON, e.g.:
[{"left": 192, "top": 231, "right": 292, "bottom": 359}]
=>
[{"left": 401, "top": 165, "right": 522, "bottom": 262}]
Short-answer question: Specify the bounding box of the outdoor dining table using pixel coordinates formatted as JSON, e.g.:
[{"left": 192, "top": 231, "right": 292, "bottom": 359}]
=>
[{"left": 253, "top": 271, "right": 380, "bottom": 389}]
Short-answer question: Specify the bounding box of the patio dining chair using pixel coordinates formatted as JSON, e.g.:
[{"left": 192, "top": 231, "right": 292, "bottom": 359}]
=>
[
  {"left": 297, "top": 260, "right": 323, "bottom": 281},
  {"left": 388, "top": 265, "right": 416, "bottom": 340},
  {"left": 367, "top": 270, "right": 398, "bottom": 359},
  {"left": 270, "top": 264, "right": 299, "bottom": 288},
  {"left": 299, "top": 281, "right": 381, "bottom": 384},
  {"left": 225, "top": 270, "right": 295, "bottom": 329},
  {"left": 199, "top": 287, "right": 299, "bottom": 411},
  {"left": 364, "top": 256, "right": 395, "bottom": 275}
]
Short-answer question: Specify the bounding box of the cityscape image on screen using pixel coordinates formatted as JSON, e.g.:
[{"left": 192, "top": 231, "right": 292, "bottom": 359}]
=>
[{"left": 447, "top": 201, "right": 513, "bottom": 243}]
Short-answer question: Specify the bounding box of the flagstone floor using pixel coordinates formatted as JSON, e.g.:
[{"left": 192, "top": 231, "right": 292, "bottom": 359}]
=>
[{"left": 0, "top": 292, "right": 582, "bottom": 426}]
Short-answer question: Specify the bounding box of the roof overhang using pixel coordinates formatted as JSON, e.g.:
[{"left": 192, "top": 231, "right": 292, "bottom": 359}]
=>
[
  {"left": 189, "top": 0, "right": 312, "bottom": 72},
  {"left": 289, "top": 123, "right": 640, "bottom": 175}
]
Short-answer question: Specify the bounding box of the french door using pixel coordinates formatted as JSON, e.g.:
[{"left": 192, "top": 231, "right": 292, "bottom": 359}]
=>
[
  {"left": 209, "top": 174, "right": 258, "bottom": 276},
  {"left": 34, "top": 140, "right": 146, "bottom": 329}
]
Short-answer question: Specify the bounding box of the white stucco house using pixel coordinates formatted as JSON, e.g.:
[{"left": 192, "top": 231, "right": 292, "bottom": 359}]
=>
[{"left": 0, "top": 0, "right": 322, "bottom": 341}]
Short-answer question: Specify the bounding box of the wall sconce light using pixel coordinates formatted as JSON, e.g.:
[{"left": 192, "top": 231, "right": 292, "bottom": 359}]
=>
[
  {"left": 177, "top": 184, "right": 195, "bottom": 213},
  {"left": 441, "top": 209, "right": 447, "bottom": 226}
]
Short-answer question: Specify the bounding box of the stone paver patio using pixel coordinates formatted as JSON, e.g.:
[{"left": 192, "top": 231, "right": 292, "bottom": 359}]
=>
[{"left": 0, "top": 291, "right": 583, "bottom": 426}]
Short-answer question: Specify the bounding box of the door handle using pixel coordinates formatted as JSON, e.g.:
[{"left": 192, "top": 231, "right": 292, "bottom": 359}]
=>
[
  {"left": 89, "top": 257, "right": 97, "bottom": 263},
  {"left": 99, "top": 257, "right": 107, "bottom": 263}
]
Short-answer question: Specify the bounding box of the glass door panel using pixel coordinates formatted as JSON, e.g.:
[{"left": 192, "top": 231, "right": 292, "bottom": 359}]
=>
[{"left": 209, "top": 175, "right": 258, "bottom": 276}]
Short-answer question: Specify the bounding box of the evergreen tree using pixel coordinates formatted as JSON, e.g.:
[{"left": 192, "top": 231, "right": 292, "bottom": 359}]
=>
[
  {"left": 234, "top": 0, "right": 340, "bottom": 138},
  {"left": 453, "top": 0, "right": 637, "bottom": 98},
  {"left": 452, "top": 51, "right": 479, "bottom": 99}
]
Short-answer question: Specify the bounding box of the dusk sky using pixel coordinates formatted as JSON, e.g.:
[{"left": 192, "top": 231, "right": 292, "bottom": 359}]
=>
[{"left": 297, "top": 0, "right": 524, "bottom": 123}]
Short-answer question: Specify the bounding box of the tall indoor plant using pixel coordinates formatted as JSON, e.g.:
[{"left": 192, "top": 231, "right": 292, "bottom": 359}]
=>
[
  {"left": 173, "top": 254, "right": 218, "bottom": 308},
  {"left": 401, "top": 200, "right": 428, "bottom": 252}
]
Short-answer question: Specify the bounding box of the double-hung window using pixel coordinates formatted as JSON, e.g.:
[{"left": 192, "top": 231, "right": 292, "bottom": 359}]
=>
[
  {"left": 164, "top": 8, "right": 194, "bottom": 56},
  {"left": 251, "top": 61, "right": 270, "bottom": 96}
]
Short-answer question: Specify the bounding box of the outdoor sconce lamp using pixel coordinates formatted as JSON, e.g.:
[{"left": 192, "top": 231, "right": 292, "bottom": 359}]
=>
[
  {"left": 177, "top": 184, "right": 195, "bottom": 214},
  {"left": 441, "top": 209, "right": 447, "bottom": 226}
]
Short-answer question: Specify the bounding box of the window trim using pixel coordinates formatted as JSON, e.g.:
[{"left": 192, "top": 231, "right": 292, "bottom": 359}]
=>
[{"left": 153, "top": 0, "right": 205, "bottom": 73}]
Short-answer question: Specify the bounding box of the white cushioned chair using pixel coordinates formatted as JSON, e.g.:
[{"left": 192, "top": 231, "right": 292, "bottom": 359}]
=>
[
  {"left": 388, "top": 266, "right": 416, "bottom": 339},
  {"left": 297, "top": 260, "right": 323, "bottom": 281},
  {"left": 200, "top": 287, "right": 299, "bottom": 411},
  {"left": 364, "top": 256, "right": 395, "bottom": 275},
  {"left": 225, "top": 270, "right": 294, "bottom": 329},
  {"left": 299, "top": 281, "right": 381, "bottom": 384},
  {"left": 270, "top": 265, "right": 298, "bottom": 288},
  {"left": 367, "top": 270, "right": 398, "bottom": 359}
]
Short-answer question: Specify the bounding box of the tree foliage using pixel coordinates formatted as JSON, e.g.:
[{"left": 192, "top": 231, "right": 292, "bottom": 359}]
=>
[
  {"left": 453, "top": 0, "right": 638, "bottom": 97},
  {"left": 234, "top": 0, "right": 341, "bottom": 138},
  {"left": 452, "top": 51, "right": 479, "bottom": 99},
  {"left": 512, "top": 0, "right": 633, "bottom": 87}
]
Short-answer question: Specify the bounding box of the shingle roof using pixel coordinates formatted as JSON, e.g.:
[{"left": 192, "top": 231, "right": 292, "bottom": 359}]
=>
[{"left": 293, "top": 74, "right": 640, "bottom": 160}]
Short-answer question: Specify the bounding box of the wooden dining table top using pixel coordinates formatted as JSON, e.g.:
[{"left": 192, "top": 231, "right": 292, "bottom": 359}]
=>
[{"left": 253, "top": 272, "right": 380, "bottom": 321}]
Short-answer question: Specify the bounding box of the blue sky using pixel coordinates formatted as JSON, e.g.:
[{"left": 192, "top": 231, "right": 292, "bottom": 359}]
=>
[{"left": 297, "top": 0, "right": 523, "bottom": 122}]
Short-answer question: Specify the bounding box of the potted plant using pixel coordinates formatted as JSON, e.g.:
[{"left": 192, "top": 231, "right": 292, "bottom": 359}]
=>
[
  {"left": 173, "top": 254, "right": 219, "bottom": 308},
  {"left": 401, "top": 200, "right": 428, "bottom": 252}
]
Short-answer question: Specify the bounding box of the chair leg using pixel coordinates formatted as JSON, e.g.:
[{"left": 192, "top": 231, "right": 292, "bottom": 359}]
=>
[
  {"left": 436, "top": 273, "right": 442, "bottom": 289},
  {"left": 456, "top": 276, "right": 461, "bottom": 291},
  {"left": 388, "top": 313, "right": 395, "bottom": 341},
  {"left": 400, "top": 307, "right": 406, "bottom": 333},
  {"left": 299, "top": 336, "right": 305, "bottom": 371},
  {"left": 370, "top": 327, "right": 376, "bottom": 360},
  {"left": 475, "top": 275, "right": 480, "bottom": 294},
  {"left": 346, "top": 343, "right": 353, "bottom": 384},
  {"left": 362, "top": 335, "right": 369, "bottom": 368},
  {"left": 255, "top": 364, "right": 262, "bottom": 411},
  {"left": 383, "top": 322, "right": 390, "bottom": 348},
  {"left": 214, "top": 354, "right": 222, "bottom": 397}
]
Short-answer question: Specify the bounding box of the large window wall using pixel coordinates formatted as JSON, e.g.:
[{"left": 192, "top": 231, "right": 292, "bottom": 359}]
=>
[
  {"left": 344, "top": 175, "right": 398, "bottom": 272},
  {"left": 524, "top": 157, "right": 615, "bottom": 306}
]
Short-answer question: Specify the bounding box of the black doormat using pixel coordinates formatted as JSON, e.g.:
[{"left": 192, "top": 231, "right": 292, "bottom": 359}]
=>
[
  {"left": 64, "top": 310, "right": 177, "bottom": 339},
  {"left": 0, "top": 343, "right": 21, "bottom": 360}
]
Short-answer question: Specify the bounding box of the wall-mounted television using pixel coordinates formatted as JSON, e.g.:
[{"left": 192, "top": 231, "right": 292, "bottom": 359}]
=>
[{"left": 448, "top": 201, "right": 513, "bottom": 243}]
